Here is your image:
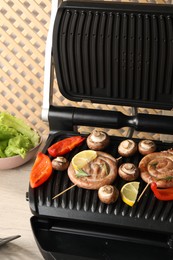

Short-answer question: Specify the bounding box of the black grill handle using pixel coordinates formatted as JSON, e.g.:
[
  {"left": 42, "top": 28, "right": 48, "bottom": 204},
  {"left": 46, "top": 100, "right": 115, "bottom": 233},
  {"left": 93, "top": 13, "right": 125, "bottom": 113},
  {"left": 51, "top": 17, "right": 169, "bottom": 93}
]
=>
[
  {"left": 49, "top": 106, "right": 173, "bottom": 135},
  {"left": 134, "top": 114, "right": 172, "bottom": 135}
]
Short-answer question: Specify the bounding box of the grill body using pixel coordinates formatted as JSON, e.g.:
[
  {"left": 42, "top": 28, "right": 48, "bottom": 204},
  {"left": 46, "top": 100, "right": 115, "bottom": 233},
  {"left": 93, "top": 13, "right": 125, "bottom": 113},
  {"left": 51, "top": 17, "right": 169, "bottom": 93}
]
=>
[{"left": 29, "top": 1, "right": 173, "bottom": 259}]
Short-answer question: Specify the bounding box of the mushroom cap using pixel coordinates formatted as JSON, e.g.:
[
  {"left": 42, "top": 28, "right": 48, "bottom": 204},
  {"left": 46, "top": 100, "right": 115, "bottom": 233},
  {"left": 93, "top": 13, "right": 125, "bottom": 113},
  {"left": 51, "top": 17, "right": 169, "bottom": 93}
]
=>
[
  {"left": 118, "top": 163, "right": 139, "bottom": 181},
  {"left": 87, "top": 130, "right": 110, "bottom": 151},
  {"left": 52, "top": 156, "right": 69, "bottom": 171},
  {"left": 98, "top": 185, "right": 119, "bottom": 204},
  {"left": 118, "top": 139, "right": 137, "bottom": 157},
  {"left": 138, "top": 140, "right": 156, "bottom": 155}
]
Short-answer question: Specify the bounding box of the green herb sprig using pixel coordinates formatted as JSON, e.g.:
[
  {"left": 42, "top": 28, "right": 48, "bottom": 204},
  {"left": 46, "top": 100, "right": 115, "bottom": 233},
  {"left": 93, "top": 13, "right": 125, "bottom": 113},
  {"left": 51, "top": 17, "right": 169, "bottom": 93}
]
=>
[{"left": 75, "top": 169, "right": 90, "bottom": 178}]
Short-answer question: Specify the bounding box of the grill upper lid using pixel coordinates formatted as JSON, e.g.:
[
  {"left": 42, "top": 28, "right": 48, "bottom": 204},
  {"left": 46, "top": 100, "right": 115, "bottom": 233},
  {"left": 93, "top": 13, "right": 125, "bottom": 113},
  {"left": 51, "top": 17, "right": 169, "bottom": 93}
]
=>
[{"left": 53, "top": 1, "right": 173, "bottom": 110}]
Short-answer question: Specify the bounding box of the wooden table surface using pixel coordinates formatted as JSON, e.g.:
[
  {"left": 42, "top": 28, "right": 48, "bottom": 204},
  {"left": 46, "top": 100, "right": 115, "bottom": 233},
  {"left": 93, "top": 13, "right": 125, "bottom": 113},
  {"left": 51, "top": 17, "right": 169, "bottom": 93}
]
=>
[{"left": 0, "top": 157, "right": 44, "bottom": 259}]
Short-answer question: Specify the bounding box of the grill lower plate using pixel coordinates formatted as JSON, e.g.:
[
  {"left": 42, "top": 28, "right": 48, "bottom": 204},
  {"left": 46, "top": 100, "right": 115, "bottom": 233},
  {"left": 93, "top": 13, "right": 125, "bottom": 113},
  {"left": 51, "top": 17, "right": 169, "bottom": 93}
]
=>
[{"left": 29, "top": 132, "right": 173, "bottom": 236}]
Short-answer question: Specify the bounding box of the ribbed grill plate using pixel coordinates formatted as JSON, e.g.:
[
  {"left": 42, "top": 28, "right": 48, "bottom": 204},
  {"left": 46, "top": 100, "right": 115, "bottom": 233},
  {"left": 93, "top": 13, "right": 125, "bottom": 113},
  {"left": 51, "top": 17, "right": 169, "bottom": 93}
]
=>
[
  {"left": 53, "top": 2, "right": 173, "bottom": 109},
  {"left": 29, "top": 132, "right": 173, "bottom": 235}
]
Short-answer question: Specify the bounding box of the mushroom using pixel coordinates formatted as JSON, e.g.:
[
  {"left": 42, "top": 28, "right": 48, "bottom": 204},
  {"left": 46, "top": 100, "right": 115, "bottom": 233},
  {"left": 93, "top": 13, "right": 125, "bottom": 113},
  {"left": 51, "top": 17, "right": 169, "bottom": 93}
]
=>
[
  {"left": 118, "top": 163, "right": 139, "bottom": 181},
  {"left": 87, "top": 130, "right": 110, "bottom": 151},
  {"left": 98, "top": 185, "right": 119, "bottom": 204},
  {"left": 52, "top": 156, "right": 69, "bottom": 171},
  {"left": 118, "top": 139, "right": 137, "bottom": 157},
  {"left": 138, "top": 140, "right": 156, "bottom": 155}
]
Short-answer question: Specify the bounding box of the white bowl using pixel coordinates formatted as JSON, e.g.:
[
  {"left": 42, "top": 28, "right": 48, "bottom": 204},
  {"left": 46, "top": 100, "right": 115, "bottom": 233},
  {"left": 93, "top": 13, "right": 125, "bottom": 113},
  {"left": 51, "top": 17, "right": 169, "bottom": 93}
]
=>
[{"left": 0, "top": 136, "right": 42, "bottom": 170}]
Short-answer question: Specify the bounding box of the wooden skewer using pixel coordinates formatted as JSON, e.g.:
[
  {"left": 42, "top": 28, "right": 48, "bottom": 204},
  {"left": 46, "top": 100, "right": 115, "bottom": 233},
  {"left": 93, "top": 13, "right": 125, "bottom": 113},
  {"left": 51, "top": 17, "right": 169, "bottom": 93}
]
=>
[
  {"left": 52, "top": 184, "right": 77, "bottom": 200},
  {"left": 116, "top": 156, "right": 122, "bottom": 161},
  {"left": 137, "top": 182, "right": 150, "bottom": 202}
]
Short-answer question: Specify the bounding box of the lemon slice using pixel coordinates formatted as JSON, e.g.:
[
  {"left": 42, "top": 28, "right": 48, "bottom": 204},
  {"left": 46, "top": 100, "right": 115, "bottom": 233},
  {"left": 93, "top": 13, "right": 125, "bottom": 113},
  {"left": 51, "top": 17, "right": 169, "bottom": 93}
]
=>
[
  {"left": 120, "top": 181, "right": 140, "bottom": 207},
  {"left": 72, "top": 150, "right": 97, "bottom": 170}
]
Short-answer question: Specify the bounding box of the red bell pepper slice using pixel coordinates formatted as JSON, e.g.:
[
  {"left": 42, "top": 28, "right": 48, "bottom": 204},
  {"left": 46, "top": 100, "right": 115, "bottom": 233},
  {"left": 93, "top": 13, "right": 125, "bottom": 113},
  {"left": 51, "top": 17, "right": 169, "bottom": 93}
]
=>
[
  {"left": 48, "top": 136, "right": 85, "bottom": 157},
  {"left": 30, "top": 152, "right": 52, "bottom": 188},
  {"left": 150, "top": 182, "right": 173, "bottom": 201}
]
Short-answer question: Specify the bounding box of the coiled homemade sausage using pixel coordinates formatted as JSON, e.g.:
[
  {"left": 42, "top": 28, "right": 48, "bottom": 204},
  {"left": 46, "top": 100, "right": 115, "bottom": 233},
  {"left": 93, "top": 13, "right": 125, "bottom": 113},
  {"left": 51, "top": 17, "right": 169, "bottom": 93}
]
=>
[{"left": 139, "top": 149, "right": 173, "bottom": 188}]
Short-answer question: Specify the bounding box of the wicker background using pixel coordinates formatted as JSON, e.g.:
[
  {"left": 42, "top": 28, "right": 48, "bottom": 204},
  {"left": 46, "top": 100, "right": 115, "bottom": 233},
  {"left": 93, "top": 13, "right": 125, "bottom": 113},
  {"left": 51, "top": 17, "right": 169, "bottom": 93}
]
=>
[{"left": 1, "top": 0, "right": 173, "bottom": 141}]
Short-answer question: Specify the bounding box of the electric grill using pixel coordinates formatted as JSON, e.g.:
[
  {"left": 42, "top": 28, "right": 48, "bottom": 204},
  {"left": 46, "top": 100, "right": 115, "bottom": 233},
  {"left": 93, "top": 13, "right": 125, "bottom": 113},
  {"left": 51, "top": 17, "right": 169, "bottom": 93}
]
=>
[{"left": 28, "top": 1, "right": 173, "bottom": 259}]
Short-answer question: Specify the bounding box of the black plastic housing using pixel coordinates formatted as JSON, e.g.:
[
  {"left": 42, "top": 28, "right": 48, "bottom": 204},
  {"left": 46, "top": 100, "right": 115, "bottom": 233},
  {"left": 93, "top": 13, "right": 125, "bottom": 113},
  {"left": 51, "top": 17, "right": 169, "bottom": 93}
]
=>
[{"left": 31, "top": 216, "right": 173, "bottom": 260}]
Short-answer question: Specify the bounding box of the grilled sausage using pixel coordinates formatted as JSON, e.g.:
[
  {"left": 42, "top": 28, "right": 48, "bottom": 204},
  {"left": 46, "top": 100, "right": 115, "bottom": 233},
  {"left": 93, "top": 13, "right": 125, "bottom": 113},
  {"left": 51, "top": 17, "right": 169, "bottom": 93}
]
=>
[
  {"left": 139, "top": 149, "right": 173, "bottom": 188},
  {"left": 68, "top": 151, "right": 118, "bottom": 190}
]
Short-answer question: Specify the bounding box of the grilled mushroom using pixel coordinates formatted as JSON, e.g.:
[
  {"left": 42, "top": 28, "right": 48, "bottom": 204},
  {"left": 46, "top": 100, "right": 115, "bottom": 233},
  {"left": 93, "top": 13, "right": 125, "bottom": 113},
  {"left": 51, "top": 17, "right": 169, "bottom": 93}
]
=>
[
  {"left": 52, "top": 156, "right": 69, "bottom": 171},
  {"left": 118, "top": 163, "right": 139, "bottom": 181},
  {"left": 118, "top": 139, "right": 137, "bottom": 157},
  {"left": 98, "top": 185, "right": 119, "bottom": 204},
  {"left": 87, "top": 130, "right": 110, "bottom": 151},
  {"left": 138, "top": 140, "right": 156, "bottom": 155}
]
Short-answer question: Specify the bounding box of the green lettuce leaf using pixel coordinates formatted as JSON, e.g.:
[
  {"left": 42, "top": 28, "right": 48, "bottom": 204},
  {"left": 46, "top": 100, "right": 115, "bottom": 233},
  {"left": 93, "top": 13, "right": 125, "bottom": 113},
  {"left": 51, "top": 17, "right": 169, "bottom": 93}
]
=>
[
  {"left": 4, "top": 135, "right": 33, "bottom": 158},
  {"left": 0, "top": 112, "right": 40, "bottom": 146},
  {"left": 0, "top": 140, "right": 8, "bottom": 158},
  {"left": 0, "top": 124, "right": 18, "bottom": 140}
]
